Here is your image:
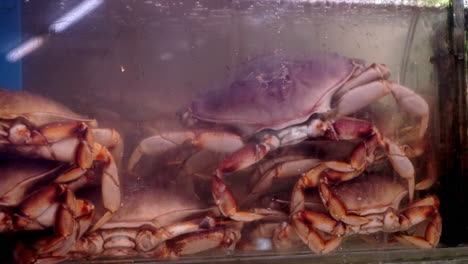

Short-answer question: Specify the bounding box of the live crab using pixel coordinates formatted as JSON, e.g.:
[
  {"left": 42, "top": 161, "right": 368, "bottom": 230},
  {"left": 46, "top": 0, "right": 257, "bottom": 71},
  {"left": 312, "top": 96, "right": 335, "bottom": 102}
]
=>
[
  {"left": 0, "top": 157, "right": 96, "bottom": 259},
  {"left": 290, "top": 166, "right": 441, "bottom": 254},
  {"left": 128, "top": 53, "right": 429, "bottom": 222},
  {"left": 0, "top": 89, "right": 122, "bottom": 232},
  {"left": 16, "top": 188, "right": 242, "bottom": 263}
]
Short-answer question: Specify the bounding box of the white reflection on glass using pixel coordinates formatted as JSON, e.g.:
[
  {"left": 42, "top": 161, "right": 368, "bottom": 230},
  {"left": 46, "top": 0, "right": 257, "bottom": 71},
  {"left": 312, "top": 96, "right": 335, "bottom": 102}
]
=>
[
  {"left": 6, "top": 36, "right": 45, "bottom": 62},
  {"left": 49, "top": 0, "right": 104, "bottom": 33},
  {"left": 254, "top": 238, "right": 273, "bottom": 250}
]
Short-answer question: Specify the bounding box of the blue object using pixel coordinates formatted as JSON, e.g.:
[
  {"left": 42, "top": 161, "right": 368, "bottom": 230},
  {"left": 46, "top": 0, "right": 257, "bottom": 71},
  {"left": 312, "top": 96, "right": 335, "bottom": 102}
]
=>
[{"left": 0, "top": 0, "right": 21, "bottom": 90}]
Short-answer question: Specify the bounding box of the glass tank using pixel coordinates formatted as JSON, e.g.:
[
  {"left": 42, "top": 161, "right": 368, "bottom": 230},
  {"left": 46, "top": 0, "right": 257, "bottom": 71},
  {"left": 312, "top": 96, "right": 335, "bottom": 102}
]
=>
[{"left": 0, "top": 0, "right": 466, "bottom": 263}]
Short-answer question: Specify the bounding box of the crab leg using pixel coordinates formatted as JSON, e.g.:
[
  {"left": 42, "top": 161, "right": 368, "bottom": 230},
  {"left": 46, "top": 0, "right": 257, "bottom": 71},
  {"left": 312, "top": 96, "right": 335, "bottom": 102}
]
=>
[
  {"left": 290, "top": 164, "right": 328, "bottom": 217},
  {"left": 291, "top": 211, "right": 343, "bottom": 254},
  {"left": 0, "top": 164, "right": 64, "bottom": 207},
  {"left": 324, "top": 118, "right": 415, "bottom": 201},
  {"left": 215, "top": 118, "right": 327, "bottom": 177},
  {"left": 11, "top": 122, "right": 122, "bottom": 232},
  {"left": 393, "top": 195, "right": 441, "bottom": 248},
  {"left": 70, "top": 216, "right": 222, "bottom": 257},
  {"left": 243, "top": 158, "right": 322, "bottom": 204},
  {"left": 14, "top": 184, "right": 68, "bottom": 230},
  {"left": 12, "top": 188, "right": 95, "bottom": 264},
  {"left": 47, "top": 143, "right": 120, "bottom": 233},
  {"left": 289, "top": 166, "right": 356, "bottom": 254},
  {"left": 88, "top": 145, "right": 120, "bottom": 232},
  {"left": 135, "top": 216, "right": 218, "bottom": 252},
  {"left": 415, "top": 157, "right": 438, "bottom": 191},
  {"left": 91, "top": 128, "right": 124, "bottom": 166},
  {"left": 6, "top": 120, "right": 121, "bottom": 169},
  {"left": 214, "top": 136, "right": 322, "bottom": 221},
  {"left": 335, "top": 63, "right": 429, "bottom": 139},
  {"left": 249, "top": 155, "right": 310, "bottom": 187},
  {"left": 5, "top": 121, "right": 94, "bottom": 168},
  {"left": 152, "top": 225, "right": 242, "bottom": 258},
  {"left": 128, "top": 131, "right": 244, "bottom": 172},
  {"left": 212, "top": 177, "right": 265, "bottom": 222},
  {"left": 36, "top": 189, "right": 95, "bottom": 255},
  {"left": 392, "top": 195, "right": 440, "bottom": 231},
  {"left": 318, "top": 182, "right": 370, "bottom": 226},
  {"left": 290, "top": 165, "right": 345, "bottom": 253},
  {"left": 218, "top": 118, "right": 413, "bottom": 221},
  {"left": 394, "top": 213, "right": 442, "bottom": 249}
]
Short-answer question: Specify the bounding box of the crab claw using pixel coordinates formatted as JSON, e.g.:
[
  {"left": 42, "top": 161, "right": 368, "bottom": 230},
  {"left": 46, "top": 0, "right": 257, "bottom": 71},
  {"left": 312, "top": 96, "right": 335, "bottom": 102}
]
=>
[
  {"left": 212, "top": 177, "right": 264, "bottom": 222},
  {"left": 12, "top": 188, "right": 94, "bottom": 264},
  {"left": 384, "top": 139, "right": 415, "bottom": 201},
  {"left": 290, "top": 164, "right": 346, "bottom": 254},
  {"left": 216, "top": 133, "right": 280, "bottom": 175},
  {"left": 152, "top": 225, "right": 242, "bottom": 258},
  {"left": 395, "top": 213, "right": 442, "bottom": 249},
  {"left": 322, "top": 118, "right": 415, "bottom": 201},
  {"left": 91, "top": 128, "right": 124, "bottom": 166},
  {"left": 128, "top": 131, "right": 244, "bottom": 172},
  {"left": 291, "top": 212, "right": 343, "bottom": 254},
  {"left": 14, "top": 184, "right": 69, "bottom": 230},
  {"left": 89, "top": 145, "right": 120, "bottom": 232},
  {"left": 335, "top": 63, "right": 429, "bottom": 139},
  {"left": 290, "top": 165, "right": 328, "bottom": 216},
  {"left": 135, "top": 216, "right": 218, "bottom": 252},
  {"left": 6, "top": 120, "right": 122, "bottom": 231},
  {"left": 37, "top": 189, "right": 95, "bottom": 256},
  {"left": 244, "top": 158, "right": 322, "bottom": 204}
]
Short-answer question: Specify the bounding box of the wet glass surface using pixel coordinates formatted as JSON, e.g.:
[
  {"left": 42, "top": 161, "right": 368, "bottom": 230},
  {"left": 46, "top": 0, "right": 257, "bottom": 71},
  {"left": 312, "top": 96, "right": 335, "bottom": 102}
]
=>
[{"left": 0, "top": 0, "right": 465, "bottom": 263}]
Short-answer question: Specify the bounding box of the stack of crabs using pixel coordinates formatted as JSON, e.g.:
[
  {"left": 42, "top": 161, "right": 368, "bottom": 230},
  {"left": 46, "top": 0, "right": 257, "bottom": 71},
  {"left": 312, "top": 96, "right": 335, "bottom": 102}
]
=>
[{"left": 0, "top": 53, "right": 441, "bottom": 263}]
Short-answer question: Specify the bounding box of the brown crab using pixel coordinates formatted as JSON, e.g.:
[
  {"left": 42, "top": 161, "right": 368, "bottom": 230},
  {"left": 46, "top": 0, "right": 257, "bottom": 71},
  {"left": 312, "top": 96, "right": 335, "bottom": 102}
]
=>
[
  {"left": 0, "top": 157, "right": 99, "bottom": 262},
  {"left": 128, "top": 53, "right": 429, "bottom": 221},
  {"left": 18, "top": 188, "right": 242, "bottom": 263},
  {"left": 0, "top": 89, "right": 122, "bottom": 231},
  {"left": 290, "top": 166, "right": 441, "bottom": 254}
]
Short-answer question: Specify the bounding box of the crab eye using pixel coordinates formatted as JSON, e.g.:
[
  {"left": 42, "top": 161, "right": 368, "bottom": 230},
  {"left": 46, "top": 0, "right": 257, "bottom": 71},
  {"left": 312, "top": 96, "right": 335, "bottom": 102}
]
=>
[{"left": 285, "top": 75, "right": 290, "bottom": 81}]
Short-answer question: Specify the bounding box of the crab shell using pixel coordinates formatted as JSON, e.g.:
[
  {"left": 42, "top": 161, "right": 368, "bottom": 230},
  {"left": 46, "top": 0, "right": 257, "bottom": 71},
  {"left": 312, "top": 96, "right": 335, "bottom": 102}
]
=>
[
  {"left": 291, "top": 168, "right": 441, "bottom": 254},
  {"left": 319, "top": 171, "right": 441, "bottom": 237},
  {"left": 69, "top": 189, "right": 224, "bottom": 257},
  {"left": 329, "top": 172, "right": 408, "bottom": 218},
  {"left": 0, "top": 158, "right": 63, "bottom": 207},
  {"left": 0, "top": 88, "right": 97, "bottom": 127},
  {"left": 187, "top": 54, "right": 364, "bottom": 133},
  {"left": 98, "top": 189, "right": 219, "bottom": 229},
  {"left": 0, "top": 89, "right": 123, "bottom": 161}
]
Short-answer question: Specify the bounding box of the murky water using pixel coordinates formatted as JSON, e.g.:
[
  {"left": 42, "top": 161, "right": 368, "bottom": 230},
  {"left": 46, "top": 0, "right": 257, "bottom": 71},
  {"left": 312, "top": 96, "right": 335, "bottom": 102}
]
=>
[{"left": 1, "top": 0, "right": 464, "bottom": 263}]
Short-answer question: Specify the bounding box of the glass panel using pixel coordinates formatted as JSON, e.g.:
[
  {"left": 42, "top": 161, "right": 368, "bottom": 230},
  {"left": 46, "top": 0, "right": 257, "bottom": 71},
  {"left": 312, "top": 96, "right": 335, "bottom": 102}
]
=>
[{"left": 0, "top": 0, "right": 464, "bottom": 263}]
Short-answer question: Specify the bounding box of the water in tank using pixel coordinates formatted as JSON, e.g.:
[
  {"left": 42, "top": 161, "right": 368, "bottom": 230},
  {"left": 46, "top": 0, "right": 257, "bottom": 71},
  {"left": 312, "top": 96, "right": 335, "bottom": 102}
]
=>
[{"left": 0, "top": 0, "right": 466, "bottom": 263}]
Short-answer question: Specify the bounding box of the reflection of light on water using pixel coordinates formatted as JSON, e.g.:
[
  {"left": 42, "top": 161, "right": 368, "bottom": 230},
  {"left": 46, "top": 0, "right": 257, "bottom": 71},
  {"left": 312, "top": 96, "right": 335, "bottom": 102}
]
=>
[
  {"left": 6, "top": 0, "right": 103, "bottom": 62},
  {"left": 159, "top": 52, "right": 174, "bottom": 61},
  {"left": 255, "top": 238, "right": 273, "bottom": 250},
  {"left": 6, "top": 36, "right": 45, "bottom": 62},
  {"left": 49, "top": 0, "right": 104, "bottom": 33}
]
